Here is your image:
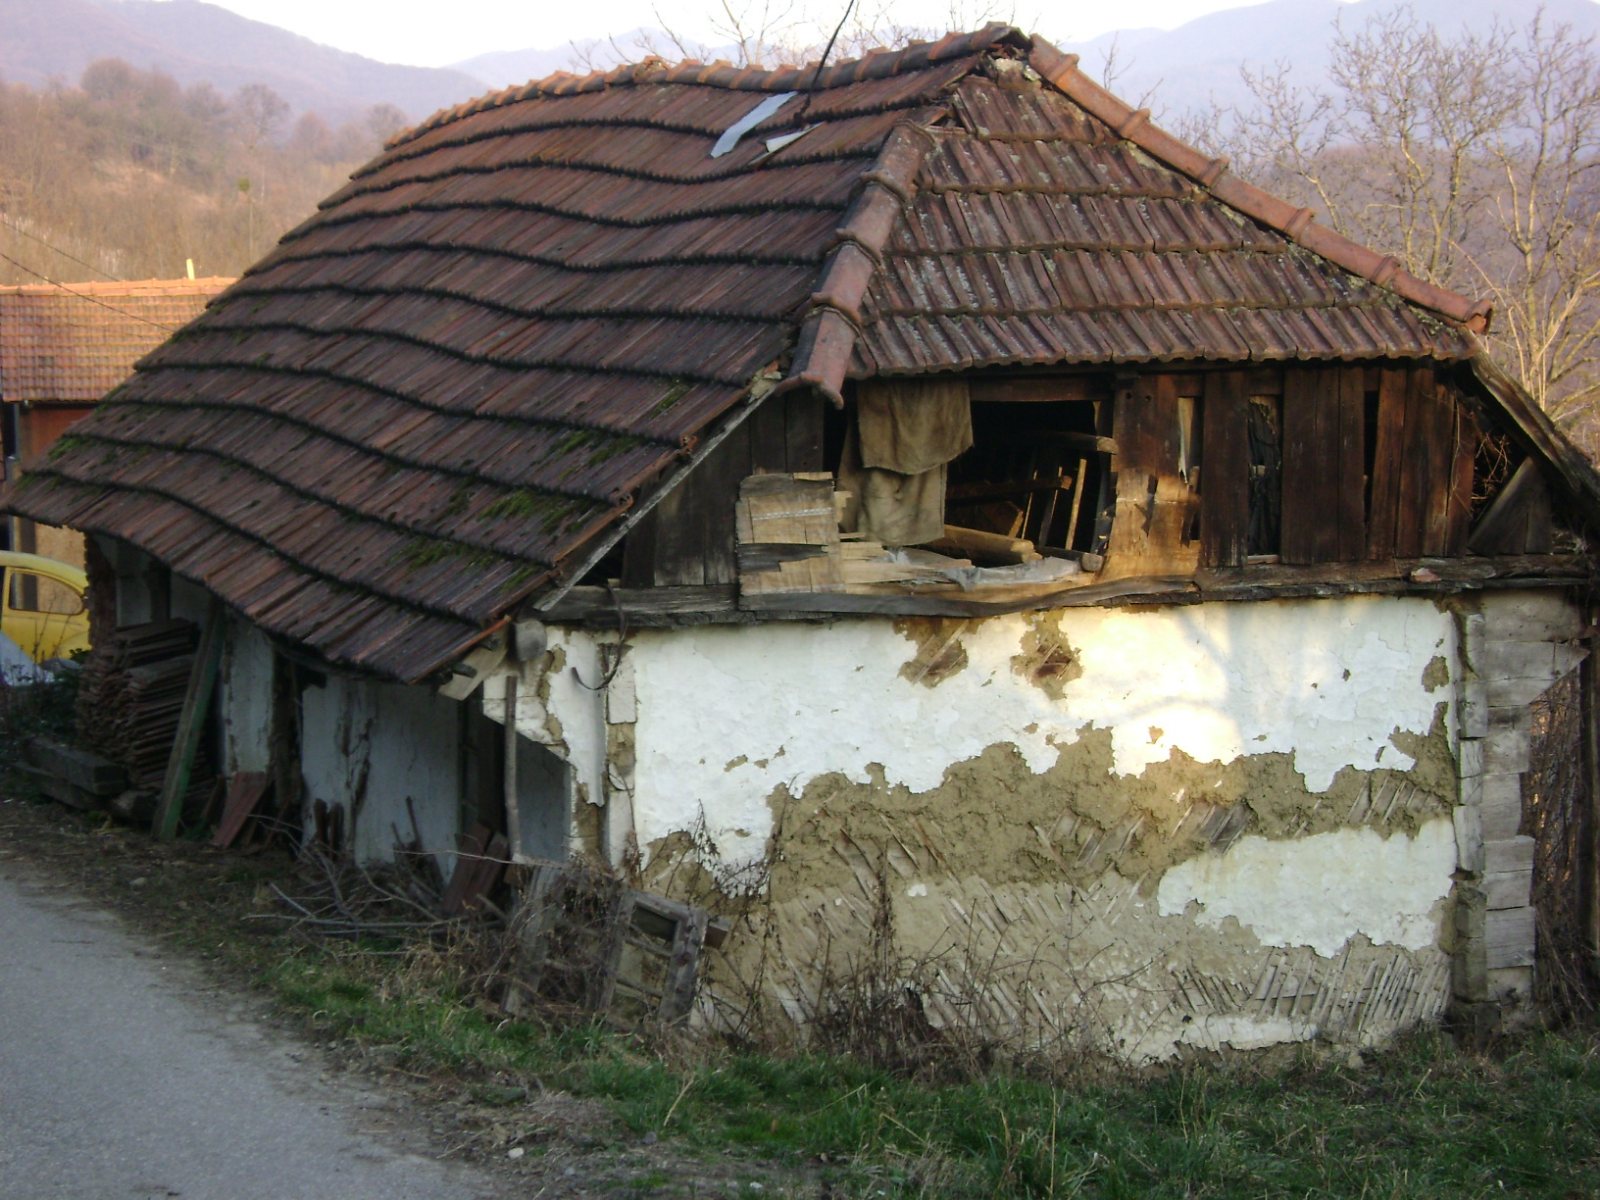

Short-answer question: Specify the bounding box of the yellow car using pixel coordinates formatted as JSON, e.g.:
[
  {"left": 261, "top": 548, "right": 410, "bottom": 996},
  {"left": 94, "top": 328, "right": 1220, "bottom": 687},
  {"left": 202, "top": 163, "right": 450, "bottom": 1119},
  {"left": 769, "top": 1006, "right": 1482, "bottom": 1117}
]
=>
[{"left": 1, "top": 551, "right": 90, "bottom": 662}]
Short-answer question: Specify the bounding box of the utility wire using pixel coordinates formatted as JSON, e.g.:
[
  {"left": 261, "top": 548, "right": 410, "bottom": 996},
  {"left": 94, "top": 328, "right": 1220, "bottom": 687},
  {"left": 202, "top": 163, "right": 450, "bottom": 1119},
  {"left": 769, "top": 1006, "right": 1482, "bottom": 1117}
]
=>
[
  {"left": 793, "top": 0, "right": 857, "bottom": 127},
  {"left": 0, "top": 213, "right": 123, "bottom": 282},
  {"left": 0, "top": 251, "right": 179, "bottom": 332}
]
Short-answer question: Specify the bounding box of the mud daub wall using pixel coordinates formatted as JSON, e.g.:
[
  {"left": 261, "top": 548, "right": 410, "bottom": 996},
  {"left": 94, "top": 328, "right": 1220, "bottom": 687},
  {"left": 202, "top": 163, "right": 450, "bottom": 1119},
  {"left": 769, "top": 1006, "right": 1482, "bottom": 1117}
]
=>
[{"left": 613, "top": 597, "right": 1468, "bottom": 1060}]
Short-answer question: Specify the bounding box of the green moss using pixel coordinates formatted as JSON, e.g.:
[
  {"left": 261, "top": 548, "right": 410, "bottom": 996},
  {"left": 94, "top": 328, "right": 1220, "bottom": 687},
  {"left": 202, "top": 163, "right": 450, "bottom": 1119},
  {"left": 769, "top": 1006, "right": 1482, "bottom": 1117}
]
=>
[
  {"left": 654, "top": 379, "right": 692, "bottom": 414},
  {"left": 557, "top": 430, "right": 592, "bottom": 456},
  {"left": 586, "top": 437, "right": 635, "bottom": 468},
  {"left": 481, "top": 489, "right": 546, "bottom": 521},
  {"left": 395, "top": 537, "right": 496, "bottom": 571}
]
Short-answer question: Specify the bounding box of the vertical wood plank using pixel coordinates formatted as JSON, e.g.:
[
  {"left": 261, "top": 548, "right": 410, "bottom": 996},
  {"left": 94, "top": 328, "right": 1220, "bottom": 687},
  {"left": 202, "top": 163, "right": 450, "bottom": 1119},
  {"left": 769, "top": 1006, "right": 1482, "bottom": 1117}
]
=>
[
  {"left": 1279, "top": 367, "right": 1329, "bottom": 563},
  {"left": 1420, "top": 377, "right": 1459, "bottom": 556},
  {"left": 1394, "top": 367, "right": 1434, "bottom": 559},
  {"left": 1445, "top": 400, "right": 1480, "bottom": 556},
  {"left": 619, "top": 509, "right": 659, "bottom": 587},
  {"left": 1581, "top": 622, "right": 1600, "bottom": 980},
  {"left": 1335, "top": 368, "right": 1367, "bottom": 561},
  {"left": 1200, "top": 370, "right": 1250, "bottom": 567},
  {"left": 695, "top": 422, "right": 749, "bottom": 585},
  {"left": 646, "top": 423, "right": 753, "bottom": 586},
  {"left": 1103, "top": 374, "right": 1203, "bottom": 577},
  {"left": 1366, "top": 367, "right": 1407, "bottom": 560},
  {"left": 153, "top": 598, "right": 225, "bottom": 840},
  {"left": 640, "top": 484, "right": 703, "bottom": 586},
  {"left": 784, "top": 391, "right": 825, "bottom": 473},
  {"left": 746, "top": 394, "right": 789, "bottom": 474}
]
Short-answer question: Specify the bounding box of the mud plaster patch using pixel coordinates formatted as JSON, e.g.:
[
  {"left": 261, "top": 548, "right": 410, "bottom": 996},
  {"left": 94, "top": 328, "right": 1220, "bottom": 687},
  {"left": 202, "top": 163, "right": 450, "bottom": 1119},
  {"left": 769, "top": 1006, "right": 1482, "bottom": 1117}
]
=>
[
  {"left": 1421, "top": 655, "right": 1450, "bottom": 691},
  {"left": 893, "top": 618, "right": 970, "bottom": 687},
  {"left": 535, "top": 645, "right": 568, "bottom": 746},
  {"left": 571, "top": 789, "right": 604, "bottom": 857},
  {"left": 607, "top": 722, "right": 636, "bottom": 778},
  {"left": 645, "top": 707, "right": 1457, "bottom": 915},
  {"left": 1010, "top": 611, "right": 1082, "bottom": 699},
  {"left": 646, "top": 721, "right": 1456, "bottom": 1053}
]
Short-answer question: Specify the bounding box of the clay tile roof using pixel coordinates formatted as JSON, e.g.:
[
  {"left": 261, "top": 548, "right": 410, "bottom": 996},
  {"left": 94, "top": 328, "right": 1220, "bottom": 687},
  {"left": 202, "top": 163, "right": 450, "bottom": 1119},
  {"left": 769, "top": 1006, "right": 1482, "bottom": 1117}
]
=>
[
  {"left": 3, "top": 28, "right": 1490, "bottom": 682},
  {"left": 0, "top": 278, "right": 232, "bottom": 403}
]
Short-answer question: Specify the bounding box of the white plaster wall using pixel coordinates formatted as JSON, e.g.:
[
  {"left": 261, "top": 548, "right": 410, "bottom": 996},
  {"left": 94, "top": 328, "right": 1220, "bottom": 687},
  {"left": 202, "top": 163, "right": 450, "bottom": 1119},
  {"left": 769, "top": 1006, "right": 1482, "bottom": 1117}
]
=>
[
  {"left": 299, "top": 674, "right": 461, "bottom": 866},
  {"left": 1155, "top": 819, "right": 1458, "bottom": 956},
  {"left": 220, "top": 618, "right": 273, "bottom": 776},
  {"left": 627, "top": 597, "right": 1456, "bottom": 875}
]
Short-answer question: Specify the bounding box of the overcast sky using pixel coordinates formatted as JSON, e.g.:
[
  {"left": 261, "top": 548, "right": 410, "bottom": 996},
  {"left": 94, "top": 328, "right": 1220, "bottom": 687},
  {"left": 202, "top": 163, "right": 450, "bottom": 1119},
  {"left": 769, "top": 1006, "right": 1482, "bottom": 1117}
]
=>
[{"left": 178, "top": 0, "right": 1304, "bottom": 67}]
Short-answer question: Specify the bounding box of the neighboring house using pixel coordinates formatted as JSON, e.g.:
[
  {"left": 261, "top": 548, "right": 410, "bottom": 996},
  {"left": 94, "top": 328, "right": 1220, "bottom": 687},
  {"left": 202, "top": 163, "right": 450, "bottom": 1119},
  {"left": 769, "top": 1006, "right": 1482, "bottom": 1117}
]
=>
[
  {"left": 5, "top": 26, "right": 1598, "bottom": 1058},
  {"left": 0, "top": 276, "right": 231, "bottom": 566}
]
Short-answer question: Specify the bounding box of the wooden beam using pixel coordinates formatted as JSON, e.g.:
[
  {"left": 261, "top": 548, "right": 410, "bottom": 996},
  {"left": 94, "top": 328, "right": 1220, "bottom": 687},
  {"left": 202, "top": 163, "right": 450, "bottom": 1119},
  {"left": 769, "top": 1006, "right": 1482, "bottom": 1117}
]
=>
[
  {"left": 968, "top": 375, "right": 1110, "bottom": 404},
  {"left": 1582, "top": 615, "right": 1600, "bottom": 979},
  {"left": 152, "top": 599, "right": 225, "bottom": 841},
  {"left": 1469, "top": 459, "right": 1552, "bottom": 556}
]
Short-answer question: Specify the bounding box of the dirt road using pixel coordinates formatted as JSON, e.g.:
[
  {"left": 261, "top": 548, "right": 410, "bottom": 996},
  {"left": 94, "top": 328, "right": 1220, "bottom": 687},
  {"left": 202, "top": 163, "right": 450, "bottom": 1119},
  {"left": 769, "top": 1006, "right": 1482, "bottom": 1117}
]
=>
[{"left": 0, "top": 860, "right": 509, "bottom": 1200}]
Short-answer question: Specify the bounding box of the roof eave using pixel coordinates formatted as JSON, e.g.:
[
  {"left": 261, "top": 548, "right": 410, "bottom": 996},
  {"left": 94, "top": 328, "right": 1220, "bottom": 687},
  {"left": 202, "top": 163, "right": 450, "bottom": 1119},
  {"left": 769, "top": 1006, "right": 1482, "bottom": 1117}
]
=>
[{"left": 1024, "top": 38, "right": 1495, "bottom": 336}]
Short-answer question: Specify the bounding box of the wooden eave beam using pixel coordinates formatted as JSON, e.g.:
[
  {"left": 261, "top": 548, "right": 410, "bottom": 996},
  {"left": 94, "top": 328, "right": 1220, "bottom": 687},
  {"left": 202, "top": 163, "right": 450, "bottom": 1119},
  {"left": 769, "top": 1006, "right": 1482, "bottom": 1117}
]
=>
[{"left": 539, "top": 554, "right": 1594, "bottom": 627}]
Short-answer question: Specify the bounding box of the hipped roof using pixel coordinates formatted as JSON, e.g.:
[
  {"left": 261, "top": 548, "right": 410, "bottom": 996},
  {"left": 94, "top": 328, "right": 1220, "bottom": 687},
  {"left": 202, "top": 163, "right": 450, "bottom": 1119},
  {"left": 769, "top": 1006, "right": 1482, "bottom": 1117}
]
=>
[{"left": 4, "top": 26, "right": 1495, "bottom": 682}]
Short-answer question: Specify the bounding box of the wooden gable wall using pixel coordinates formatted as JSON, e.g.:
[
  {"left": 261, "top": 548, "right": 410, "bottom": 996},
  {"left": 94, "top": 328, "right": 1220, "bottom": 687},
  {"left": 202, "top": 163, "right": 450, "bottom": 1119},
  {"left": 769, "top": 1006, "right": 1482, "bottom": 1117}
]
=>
[
  {"left": 576, "top": 358, "right": 1573, "bottom": 615},
  {"left": 1108, "top": 362, "right": 1494, "bottom": 579}
]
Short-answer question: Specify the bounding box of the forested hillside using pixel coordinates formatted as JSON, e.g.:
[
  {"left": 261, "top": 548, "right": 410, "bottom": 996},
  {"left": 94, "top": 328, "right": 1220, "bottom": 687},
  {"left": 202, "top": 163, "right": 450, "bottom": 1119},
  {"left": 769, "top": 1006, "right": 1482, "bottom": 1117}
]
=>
[{"left": 0, "top": 60, "right": 403, "bottom": 285}]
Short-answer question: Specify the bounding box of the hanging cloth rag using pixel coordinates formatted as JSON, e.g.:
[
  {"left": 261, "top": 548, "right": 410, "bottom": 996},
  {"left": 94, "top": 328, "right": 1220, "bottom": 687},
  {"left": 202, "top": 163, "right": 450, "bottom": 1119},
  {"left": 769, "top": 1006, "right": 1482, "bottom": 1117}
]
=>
[{"left": 838, "top": 377, "right": 973, "bottom": 547}]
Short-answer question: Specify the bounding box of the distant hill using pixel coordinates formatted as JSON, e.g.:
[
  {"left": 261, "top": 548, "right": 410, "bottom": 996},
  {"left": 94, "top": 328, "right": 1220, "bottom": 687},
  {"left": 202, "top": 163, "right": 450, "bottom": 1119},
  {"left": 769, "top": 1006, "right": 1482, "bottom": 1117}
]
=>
[
  {"left": 451, "top": 29, "right": 754, "bottom": 91},
  {"left": 1, "top": 0, "right": 486, "bottom": 122},
  {"left": 1059, "top": 0, "right": 1600, "bottom": 120}
]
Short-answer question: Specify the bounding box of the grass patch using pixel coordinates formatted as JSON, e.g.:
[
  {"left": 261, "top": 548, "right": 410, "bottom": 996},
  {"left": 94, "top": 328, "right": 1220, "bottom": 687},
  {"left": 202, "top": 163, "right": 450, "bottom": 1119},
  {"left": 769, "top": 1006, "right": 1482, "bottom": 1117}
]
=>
[
  {"left": 4, "top": 793, "right": 1597, "bottom": 1197},
  {"left": 252, "top": 927, "right": 1600, "bottom": 1197}
]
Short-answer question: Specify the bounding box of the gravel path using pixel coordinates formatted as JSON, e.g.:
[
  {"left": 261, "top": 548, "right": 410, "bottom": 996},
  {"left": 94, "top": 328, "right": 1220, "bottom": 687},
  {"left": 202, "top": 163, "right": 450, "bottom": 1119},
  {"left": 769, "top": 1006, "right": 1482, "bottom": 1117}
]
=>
[{"left": 0, "top": 861, "right": 509, "bottom": 1200}]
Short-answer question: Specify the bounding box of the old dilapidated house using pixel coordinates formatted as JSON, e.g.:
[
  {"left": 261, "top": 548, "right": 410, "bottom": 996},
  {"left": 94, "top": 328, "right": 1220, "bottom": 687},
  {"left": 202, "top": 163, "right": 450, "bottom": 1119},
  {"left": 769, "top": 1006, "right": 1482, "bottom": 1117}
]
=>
[{"left": 6, "top": 25, "right": 1599, "bottom": 1058}]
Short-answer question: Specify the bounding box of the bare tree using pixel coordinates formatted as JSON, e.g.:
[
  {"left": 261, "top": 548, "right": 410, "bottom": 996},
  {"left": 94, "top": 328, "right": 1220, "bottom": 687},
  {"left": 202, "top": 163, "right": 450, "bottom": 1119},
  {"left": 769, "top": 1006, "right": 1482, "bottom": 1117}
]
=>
[
  {"left": 569, "top": 0, "right": 1023, "bottom": 73},
  {"left": 1219, "top": 8, "right": 1600, "bottom": 435}
]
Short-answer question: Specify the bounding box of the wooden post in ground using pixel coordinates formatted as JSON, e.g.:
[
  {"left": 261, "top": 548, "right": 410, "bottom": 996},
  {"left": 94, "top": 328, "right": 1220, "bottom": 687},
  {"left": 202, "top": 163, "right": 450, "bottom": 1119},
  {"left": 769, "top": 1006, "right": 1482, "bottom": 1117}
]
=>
[
  {"left": 152, "top": 599, "right": 225, "bottom": 840},
  {"left": 1581, "top": 607, "right": 1600, "bottom": 982},
  {"left": 503, "top": 676, "right": 521, "bottom": 863}
]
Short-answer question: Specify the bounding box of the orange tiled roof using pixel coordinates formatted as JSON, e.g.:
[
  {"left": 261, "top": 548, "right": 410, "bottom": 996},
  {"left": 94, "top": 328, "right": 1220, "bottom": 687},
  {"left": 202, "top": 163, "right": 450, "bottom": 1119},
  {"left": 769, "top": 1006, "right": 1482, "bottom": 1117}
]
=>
[
  {"left": 4, "top": 27, "right": 1488, "bottom": 681},
  {"left": 0, "top": 277, "right": 233, "bottom": 403}
]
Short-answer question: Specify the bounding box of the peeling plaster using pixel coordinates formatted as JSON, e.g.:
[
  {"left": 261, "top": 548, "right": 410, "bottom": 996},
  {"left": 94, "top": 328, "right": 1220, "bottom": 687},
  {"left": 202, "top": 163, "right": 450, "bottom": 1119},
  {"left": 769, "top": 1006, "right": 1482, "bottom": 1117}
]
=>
[
  {"left": 628, "top": 598, "right": 1456, "bottom": 872},
  {"left": 1155, "top": 819, "right": 1457, "bottom": 956}
]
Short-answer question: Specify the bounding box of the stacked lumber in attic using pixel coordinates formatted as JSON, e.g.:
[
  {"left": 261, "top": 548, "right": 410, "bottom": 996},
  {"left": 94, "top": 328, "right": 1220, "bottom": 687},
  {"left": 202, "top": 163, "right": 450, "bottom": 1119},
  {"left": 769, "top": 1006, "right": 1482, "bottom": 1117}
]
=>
[{"left": 72, "top": 619, "right": 215, "bottom": 820}]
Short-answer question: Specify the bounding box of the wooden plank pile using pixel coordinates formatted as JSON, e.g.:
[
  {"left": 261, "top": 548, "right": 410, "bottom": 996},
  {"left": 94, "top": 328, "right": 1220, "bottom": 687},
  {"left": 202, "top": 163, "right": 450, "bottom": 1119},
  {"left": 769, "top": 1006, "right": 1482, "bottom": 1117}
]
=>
[{"left": 73, "top": 619, "right": 215, "bottom": 819}]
